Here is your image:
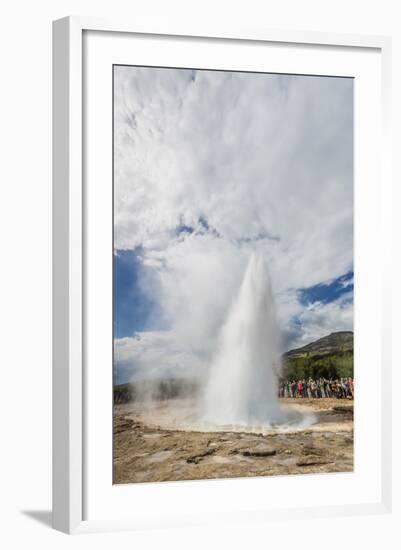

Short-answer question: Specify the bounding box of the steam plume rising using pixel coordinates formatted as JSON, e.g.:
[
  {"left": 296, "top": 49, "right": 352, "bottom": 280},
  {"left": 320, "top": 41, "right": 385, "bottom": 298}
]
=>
[{"left": 202, "top": 253, "right": 287, "bottom": 427}]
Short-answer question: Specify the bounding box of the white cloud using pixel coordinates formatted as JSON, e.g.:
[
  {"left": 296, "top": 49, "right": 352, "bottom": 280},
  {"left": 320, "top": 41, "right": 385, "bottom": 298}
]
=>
[
  {"left": 113, "top": 66, "right": 353, "bottom": 381},
  {"left": 282, "top": 292, "right": 353, "bottom": 350}
]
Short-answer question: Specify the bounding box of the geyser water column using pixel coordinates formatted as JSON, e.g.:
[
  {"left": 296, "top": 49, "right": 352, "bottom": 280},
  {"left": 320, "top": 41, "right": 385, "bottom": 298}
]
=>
[{"left": 202, "top": 253, "right": 287, "bottom": 427}]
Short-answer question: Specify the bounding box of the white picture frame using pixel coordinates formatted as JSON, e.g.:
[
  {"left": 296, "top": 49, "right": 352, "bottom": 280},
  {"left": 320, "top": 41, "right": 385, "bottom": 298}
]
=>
[{"left": 52, "top": 16, "right": 392, "bottom": 534}]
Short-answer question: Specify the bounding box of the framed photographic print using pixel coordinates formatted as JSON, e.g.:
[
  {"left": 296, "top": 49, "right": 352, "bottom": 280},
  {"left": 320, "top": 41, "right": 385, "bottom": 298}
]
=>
[{"left": 52, "top": 17, "right": 392, "bottom": 534}]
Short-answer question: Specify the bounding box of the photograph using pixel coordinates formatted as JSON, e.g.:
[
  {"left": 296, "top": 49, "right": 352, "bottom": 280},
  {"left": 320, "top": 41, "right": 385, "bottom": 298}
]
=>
[{"left": 112, "top": 65, "right": 354, "bottom": 484}]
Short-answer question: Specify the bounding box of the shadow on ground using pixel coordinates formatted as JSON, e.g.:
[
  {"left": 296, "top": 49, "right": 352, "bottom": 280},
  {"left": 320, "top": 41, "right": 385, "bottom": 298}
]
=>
[{"left": 21, "top": 510, "right": 52, "bottom": 528}]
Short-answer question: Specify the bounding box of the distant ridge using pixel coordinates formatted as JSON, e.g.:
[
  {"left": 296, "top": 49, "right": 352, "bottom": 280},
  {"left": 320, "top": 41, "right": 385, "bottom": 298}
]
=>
[{"left": 284, "top": 331, "right": 353, "bottom": 359}]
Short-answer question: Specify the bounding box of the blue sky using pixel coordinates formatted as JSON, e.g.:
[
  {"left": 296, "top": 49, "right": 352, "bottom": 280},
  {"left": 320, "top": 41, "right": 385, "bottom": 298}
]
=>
[
  {"left": 297, "top": 271, "right": 353, "bottom": 307},
  {"left": 113, "top": 66, "right": 353, "bottom": 383},
  {"left": 114, "top": 249, "right": 156, "bottom": 338}
]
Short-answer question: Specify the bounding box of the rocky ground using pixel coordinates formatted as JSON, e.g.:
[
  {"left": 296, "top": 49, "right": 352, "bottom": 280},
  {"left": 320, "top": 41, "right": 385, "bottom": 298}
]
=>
[{"left": 113, "top": 398, "right": 353, "bottom": 484}]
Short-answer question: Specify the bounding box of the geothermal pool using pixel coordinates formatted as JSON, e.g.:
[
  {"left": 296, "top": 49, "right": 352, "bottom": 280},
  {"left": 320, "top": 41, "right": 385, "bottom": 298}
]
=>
[{"left": 123, "top": 397, "right": 316, "bottom": 435}]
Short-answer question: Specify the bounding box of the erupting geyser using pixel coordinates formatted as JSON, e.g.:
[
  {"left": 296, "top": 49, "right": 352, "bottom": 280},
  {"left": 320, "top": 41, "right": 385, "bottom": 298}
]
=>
[{"left": 202, "top": 253, "right": 290, "bottom": 428}]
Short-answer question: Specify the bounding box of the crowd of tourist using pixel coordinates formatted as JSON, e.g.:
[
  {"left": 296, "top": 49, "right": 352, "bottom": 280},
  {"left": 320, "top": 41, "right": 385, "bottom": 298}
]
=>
[{"left": 278, "top": 377, "right": 354, "bottom": 399}]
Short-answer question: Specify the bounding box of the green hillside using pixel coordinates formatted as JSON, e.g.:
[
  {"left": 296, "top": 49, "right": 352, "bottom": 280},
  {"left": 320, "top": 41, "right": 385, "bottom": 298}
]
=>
[{"left": 282, "top": 331, "right": 353, "bottom": 380}]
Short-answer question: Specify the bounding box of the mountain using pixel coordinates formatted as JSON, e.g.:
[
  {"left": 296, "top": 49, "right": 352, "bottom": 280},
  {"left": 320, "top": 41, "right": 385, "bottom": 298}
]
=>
[
  {"left": 284, "top": 331, "right": 353, "bottom": 359},
  {"left": 282, "top": 331, "right": 353, "bottom": 380}
]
